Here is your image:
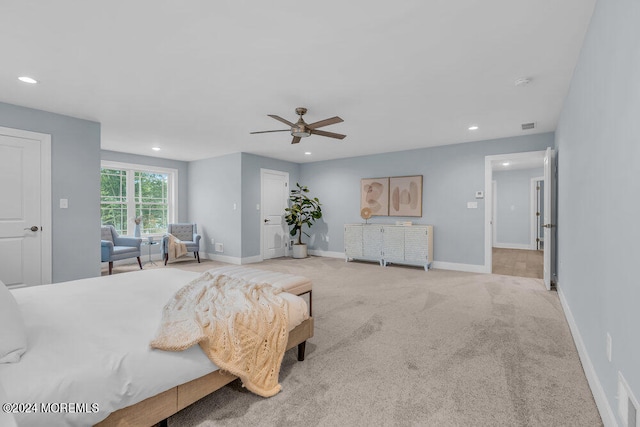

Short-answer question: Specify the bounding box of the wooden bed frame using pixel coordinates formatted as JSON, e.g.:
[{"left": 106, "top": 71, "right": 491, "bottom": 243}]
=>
[{"left": 95, "top": 317, "right": 313, "bottom": 427}]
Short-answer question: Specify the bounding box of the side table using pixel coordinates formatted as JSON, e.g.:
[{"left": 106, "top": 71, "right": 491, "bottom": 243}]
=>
[{"left": 142, "top": 241, "right": 159, "bottom": 266}]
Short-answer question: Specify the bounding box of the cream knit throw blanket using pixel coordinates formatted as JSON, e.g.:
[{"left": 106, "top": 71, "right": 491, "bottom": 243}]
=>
[
  {"left": 167, "top": 233, "right": 187, "bottom": 262},
  {"left": 150, "top": 272, "right": 289, "bottom": 397}
]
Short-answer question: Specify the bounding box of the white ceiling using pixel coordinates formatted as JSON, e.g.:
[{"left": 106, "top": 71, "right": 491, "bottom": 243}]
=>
[{"left": 0, "top": 0, "right": 596, "bottom": 163}]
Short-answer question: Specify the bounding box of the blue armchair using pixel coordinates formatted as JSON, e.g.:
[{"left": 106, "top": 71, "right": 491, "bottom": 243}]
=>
[
  {"left": 161, "top": 223, "right": 201, "bottom": 265},
  {"left": 101, "top": 225, "right": 142, "bottom": 275}
]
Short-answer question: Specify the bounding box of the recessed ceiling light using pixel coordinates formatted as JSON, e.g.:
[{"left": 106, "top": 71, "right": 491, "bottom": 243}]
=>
[
  {"left": 468, "top": 125, "right": 479, "bottom": 130},
  {"left": 152, "top": 147, "right": 161, "bottom": 151},
  {"left": 502, "top": 162, "right": 510, "bottom": 166},
  {"left": 304, "top": 152, "right": 312, "bottom": 155},
  {"left": 18, "top": 76, "right": 38, "bottom": 84}
]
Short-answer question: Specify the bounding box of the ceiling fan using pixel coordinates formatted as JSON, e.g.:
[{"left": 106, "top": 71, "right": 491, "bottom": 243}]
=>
[{"left": 250, "top": 107, "right": 346, "bottom": 144}]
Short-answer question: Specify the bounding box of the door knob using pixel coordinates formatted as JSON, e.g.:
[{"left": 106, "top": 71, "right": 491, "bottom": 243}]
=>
[
  {"left": 264, "top": 219, "right": 269, "bottom": 223},
  {"left": 24, "top": 226, "right": 39, "bottom": 232}
]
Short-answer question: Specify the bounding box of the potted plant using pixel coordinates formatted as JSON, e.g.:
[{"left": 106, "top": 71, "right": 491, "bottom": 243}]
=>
[{"left": 284, "top": 183, "right": 322, "bottom": 259}]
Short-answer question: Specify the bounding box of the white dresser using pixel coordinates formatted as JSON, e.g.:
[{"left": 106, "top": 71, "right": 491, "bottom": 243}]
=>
[{"left": 344, "top": 224, "right": 434, "bottom": 270}]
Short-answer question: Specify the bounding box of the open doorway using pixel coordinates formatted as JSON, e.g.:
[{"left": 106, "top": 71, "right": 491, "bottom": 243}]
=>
[{"left": 485, "top": 150, "right": 549, "bottom": 281}]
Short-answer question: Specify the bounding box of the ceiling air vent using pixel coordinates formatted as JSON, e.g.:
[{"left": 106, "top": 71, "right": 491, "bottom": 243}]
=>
[{"left": 521, "top": 122, "right": 536, "bottom": 130}]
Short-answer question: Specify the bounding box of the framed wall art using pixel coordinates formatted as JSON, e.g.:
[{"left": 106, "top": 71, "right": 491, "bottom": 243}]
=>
[
  {"left": 360, "top": 177, "right": 389, "bottom": 216},
  {"left": 389, "top": 175, "right": 422, "bottom": 217}
]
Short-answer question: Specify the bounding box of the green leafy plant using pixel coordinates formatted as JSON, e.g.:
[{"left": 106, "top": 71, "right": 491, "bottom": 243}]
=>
[{"left": 284, "top": 183, "right": 322, "bottom": 245}]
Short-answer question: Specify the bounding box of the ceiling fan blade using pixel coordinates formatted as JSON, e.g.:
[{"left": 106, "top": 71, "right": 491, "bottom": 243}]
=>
[
  {"left": 250, "top": 129, "right": 290, "bottom": 134},
  {"left": 307, "top": 116, "right": 344, "bottom": 129},
  {"left": 310, "top": 129, "right": 347, "bottom": 140},
  {"left": 291, "top": 136, "right": 302, "bottom": 144},
  {"left": 268, "top": 115, "right": 295, "bottom": 127}
]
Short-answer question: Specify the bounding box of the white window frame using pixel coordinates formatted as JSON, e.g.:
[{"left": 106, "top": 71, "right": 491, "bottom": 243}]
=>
[{"left": 101, "top": 160, "right": 178, "bottom": 237}]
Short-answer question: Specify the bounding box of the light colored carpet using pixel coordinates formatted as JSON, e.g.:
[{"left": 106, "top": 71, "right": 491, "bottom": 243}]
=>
[{"left": 107, "top": 256, "right": 601, "bottom": 426}]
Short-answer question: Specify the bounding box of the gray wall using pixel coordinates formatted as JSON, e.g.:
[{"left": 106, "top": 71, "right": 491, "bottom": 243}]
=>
[
  {"left": 300, "top": 133, "right": 554, "bottom": 266},
  {"left": 187, "top": 152, "right": 300, "bottom": 260},
  {"left": 240, "top": 153, "right": 300, "bottom": 259},
  {"left": 494, "top": 168, "right": 543, "bottom": 247},
  {"left": 555, "top": 0, "right": 640, "bottom": 423},
  {"left": 0, "top": 102, "right": 101, "bottom": 282},
  {"left": 101, "top": 150, "right": 189, "bottom": 222},
  {"left": 188, "top": 153, "right": 242, "bottom": 258}
]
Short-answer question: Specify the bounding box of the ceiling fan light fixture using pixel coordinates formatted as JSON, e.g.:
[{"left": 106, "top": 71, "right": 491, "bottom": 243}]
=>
[
  {"left": 291, "top": 125, "right": 311, "bottom": 138},
  {"left": 251, "top": 107, "right": 346, "bottom": 142}
]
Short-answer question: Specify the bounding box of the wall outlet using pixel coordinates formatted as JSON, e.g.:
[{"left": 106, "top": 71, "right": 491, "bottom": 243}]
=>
[
  {"left": 606, "top": 333, "right": 612, "bottom": 362},
  {"left": 215, "top": 243, "right": 223, "bottom": 253}
]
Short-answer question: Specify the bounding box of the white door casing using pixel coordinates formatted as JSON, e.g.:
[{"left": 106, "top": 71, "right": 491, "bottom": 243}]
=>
[
  {"left": 543, "top": 147, "right": 556, "bottom": 290},
  {"left": 530, "top": 176, "right": 544, "bottom": 250},
  {"left": 484, "top": 150, "right": 546, "bottom": 275},
  {"left": 261, "top": 169, "right": 289, "bottom": 259},
  {"left": 0, "top": 127, "right": 52, "bottom": 287}
]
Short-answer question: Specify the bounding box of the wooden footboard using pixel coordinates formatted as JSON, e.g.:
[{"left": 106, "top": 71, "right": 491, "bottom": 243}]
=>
[{"left": 95, "top": 317, "right": 314, "bottom": 427}]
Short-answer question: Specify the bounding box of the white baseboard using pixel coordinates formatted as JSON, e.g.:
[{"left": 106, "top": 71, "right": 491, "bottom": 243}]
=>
[
  {"left": 557, "top": 286, "right": 616, "bottom": 427},
  {"left": 431, "top": 261, "right": 488, "bottom": 274},
  {"left": 308, "top": 249, "right": 345, "bottom": 259},
  {"left": 493, "top": 243, "right": 533, "bottom": 250},
  {"left": 204, "top": 253, "right": 241, "bottom": 265},
  {"left": 241, "top": 255, "right": 263, "bottom": 264},
  {"left": 203, "top": 253, "right": 263, "bottom": 265}
]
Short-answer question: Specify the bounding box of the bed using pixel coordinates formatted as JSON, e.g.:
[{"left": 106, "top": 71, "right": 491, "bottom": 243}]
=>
[{"left": 0, "top": 268, "right": 313, "bottom": 427}]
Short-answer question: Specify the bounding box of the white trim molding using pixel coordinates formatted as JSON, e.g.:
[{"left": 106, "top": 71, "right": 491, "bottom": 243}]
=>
[
  {"left": 203, "top": 253, "right": 263, "bottom": 265},
  {"left": 204, "top": 253, "right": 241, "bottom": 265},
  {"left": 485, "top": 150, "right": 547, "bottom": 274},
  {"left": 558, "top": 286, "right": 616, "bottom": 427},
  {"left": 431, "top": 261, "right": 489, "bottom": 274},
  {"left": 492, "top": 243, "right": 531, "bottom": 250}
]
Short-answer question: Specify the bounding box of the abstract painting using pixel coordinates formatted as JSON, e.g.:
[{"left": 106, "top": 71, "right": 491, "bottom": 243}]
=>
[
  {"left": 360, "top": 178, "right": 389, "bottom": 216},
  {"left": 389, "top": 175, "right": 422, "bottom": 217}
]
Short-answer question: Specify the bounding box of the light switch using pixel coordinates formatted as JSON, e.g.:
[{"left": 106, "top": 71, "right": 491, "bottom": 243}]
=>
[
  {"left": 256, "top": 204, "right": 260, "bottom": 210},
  {"left": 467, "top": 202, "right": 478, "bottom": 209},
  {"left": 60, "top": 198, "right": 68, "bottom": 209}
]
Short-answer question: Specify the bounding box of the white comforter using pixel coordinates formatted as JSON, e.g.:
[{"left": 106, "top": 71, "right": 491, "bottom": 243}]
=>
[{"left": 0, "top": 269, "right": 308, "bottom": 427}]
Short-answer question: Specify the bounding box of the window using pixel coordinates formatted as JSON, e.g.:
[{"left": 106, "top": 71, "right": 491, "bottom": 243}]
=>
[{"left": 100, "top": 161, "right": 177, "bottom": 236}]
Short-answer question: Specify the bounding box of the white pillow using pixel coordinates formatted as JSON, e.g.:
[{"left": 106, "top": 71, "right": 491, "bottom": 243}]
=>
[{"left": 0, "top": 280, "right": 27, "bottom": 363}]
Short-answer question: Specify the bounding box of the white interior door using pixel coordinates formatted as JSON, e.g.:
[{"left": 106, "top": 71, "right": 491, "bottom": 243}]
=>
[
  {"left": 543, "top": 147, "right": 556, "bottom": 290},
  {"left": 261, "top": 169, "right": 289, "bottom": 259},
  {"left": 0, "top": 128, "right": 51, "bottom": 287}
]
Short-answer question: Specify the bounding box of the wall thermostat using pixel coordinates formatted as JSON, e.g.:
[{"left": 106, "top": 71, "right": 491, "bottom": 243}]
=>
[{"left": 475, "top": 191, "right": 484, "bottom": 199}]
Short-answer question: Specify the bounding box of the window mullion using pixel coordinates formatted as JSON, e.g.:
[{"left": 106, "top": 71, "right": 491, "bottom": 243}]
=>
[{"left": 127, "top": 169, "right": 136, "bottom": 235}]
